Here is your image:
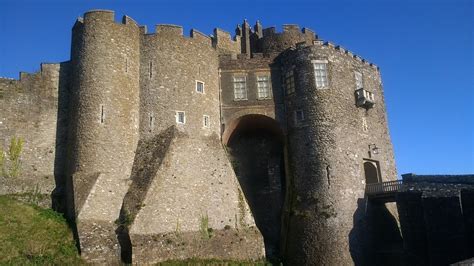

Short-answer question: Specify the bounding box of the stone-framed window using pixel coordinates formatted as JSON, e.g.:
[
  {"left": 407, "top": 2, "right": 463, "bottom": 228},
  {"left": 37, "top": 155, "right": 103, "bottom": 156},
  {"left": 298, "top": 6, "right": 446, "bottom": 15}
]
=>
[
  {"left": 312, "top": 60, "right": 329, "bottom": 88},
  {"left": 149, "top": 61, "right": 153, "bottom": 78},
  {"left": 284, "top": 70, "right": 295, "bottom": 95},
  {"left": 196, "top": 80, "right": 205, "bottom": 94},
  {"left": 257, "top": 75, "right": 272, "bottom": 99},
  {"left": 149, "top": 113, "right": 155, "bottom": 132},
  {"left": 100, "top": 104, "right": 105, "bottom": 124},
  {"left": 295, "top": 110, "right": 305, "bottom": 124},
  {"left": 355, "top": 71, "right": 363, "bottom": 90},
  {"left": 233, "top": 76, "right": 247, "bottom": 100},
  {"left": 203, "top": 115, "right": 210, "bottom": 128},
  {"left": 176, "top": 111, "right": 185, "bottom": 124}
]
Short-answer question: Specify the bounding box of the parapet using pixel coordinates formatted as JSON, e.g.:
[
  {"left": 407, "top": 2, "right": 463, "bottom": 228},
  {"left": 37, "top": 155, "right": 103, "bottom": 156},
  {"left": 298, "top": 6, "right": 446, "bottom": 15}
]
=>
[
  {"left": 212, "top": 28, "right": 241, "bottom": 54},
  {"left": 262, "top": 24, "right": 317, "bottom": 40},
  {"left": 260, "top": 24, "right": 317, "bottom": 54},
  {"left": 190, "top": 29, "right": 212, "bottom": 46},
  {"left": 83, "top": 9, "right": 115, "bottom": 22},
  {"left": 155, "top": 24, "right": 183, "bottom": 36},
  {"left": 305, "top": 40, "right": 379, "bottom": 71},
  {"left": 81, "top": 10, "right": 139, "bottom": 28}
]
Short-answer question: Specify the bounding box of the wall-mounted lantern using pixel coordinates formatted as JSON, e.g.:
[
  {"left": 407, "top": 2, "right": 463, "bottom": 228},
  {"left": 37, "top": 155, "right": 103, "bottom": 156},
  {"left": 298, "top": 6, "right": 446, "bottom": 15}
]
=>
[{"left": 368, "top": 143, "right": 379, "bottom": 158}]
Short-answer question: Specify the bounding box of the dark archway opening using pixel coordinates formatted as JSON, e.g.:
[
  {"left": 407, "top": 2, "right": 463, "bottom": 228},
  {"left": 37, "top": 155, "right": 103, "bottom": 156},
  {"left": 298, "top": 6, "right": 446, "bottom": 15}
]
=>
[
  {"left": 226, "top": 115, "right": 286, "bottom": 258},
  {"left": 364, "top": 161, "right": 380, "bottom": 184}
]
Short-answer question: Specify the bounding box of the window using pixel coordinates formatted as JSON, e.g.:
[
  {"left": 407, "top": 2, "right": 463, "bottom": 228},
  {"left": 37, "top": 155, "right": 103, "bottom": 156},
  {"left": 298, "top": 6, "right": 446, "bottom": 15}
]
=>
[
  {"left": 196, "top": 80, "right": 204, "bottom": 93},
  {"left": 284, "top": 70, "right": 295, "bottom": 95},
  {"left": 355, "top": 71, "right": 363, "bottom": 90},
  {"left": 233, "top": 76, "right": 247, "bottom": 100},
  {"left": 149, "top": 113, "right": 155, "bottom": 132},
  {"left": 203, "top": 115, "right": 210, "bottom": 128},
  {"left": 257, "top": 75, "right": 272, "bottom": 99},
  {"left": 176, "top": 111, "right": 185, "bottom": 124},
  {"left": 100, "top": 105, "right": 105, "bottom": 124},
  {"left": 313, "top": 61, "right": 328, "bottom": 88},
  {"left": 295, "top": 110, "right": 305, "bottom": 124}
]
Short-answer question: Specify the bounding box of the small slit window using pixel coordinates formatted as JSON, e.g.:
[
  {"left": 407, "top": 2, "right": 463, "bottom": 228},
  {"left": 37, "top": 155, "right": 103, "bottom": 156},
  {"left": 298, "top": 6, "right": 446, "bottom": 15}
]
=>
[
  {"left": 233, "top": 76, "right": 247, "bottom": 100},
  {"left": 313, "top": 61, "right": 329, "bottom": 88},
  {"left": 100, "top": 105, "right": 105, "bottom": 124},
  {"left": 196, "top": 81, "right": 205, "bottom": 94},
  {"left": 149, "top": 61, "right": 153, "bottom": 78},
  {"left": 149, "top": 114, "right": 155, "bottom": 132},
  {"left": 203, "top": 115, "right": 210, "bottom": 128},
  {"left": 176, "top": 111, "right": 185, "bottom": 124}
]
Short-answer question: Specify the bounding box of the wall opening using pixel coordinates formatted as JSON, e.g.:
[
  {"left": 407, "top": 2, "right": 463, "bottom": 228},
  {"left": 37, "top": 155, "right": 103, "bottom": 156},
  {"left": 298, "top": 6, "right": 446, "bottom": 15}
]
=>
[
  {"left": 225, "top": 114, "right": 285, "bottom": 258},
  {"left": 364, "top": 160, "right": 380, "bottom": 184}
]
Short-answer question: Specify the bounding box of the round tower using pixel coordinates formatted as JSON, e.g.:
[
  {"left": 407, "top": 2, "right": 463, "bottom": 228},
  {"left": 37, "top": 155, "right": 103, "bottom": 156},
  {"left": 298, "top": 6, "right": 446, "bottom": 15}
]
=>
[
  {"left": 66, "top": 10, "right": 141, "bottom": 261},
  {"left": 280, "top": 42, "right": 398, "bottom": 265}
]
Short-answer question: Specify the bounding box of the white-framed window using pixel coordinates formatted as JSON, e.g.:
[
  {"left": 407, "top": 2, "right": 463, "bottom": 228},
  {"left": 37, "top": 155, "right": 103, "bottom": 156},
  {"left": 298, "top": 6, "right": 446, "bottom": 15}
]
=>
[
  {"left": 196, "top": 80, "right": 205, "bottom": 94},
  {"left": 176, "top": 111, "right": 185, "bottom": 124},
  {"left": 295, "top": 110, "right": 305, "bottom": 124},
  {"left": 313, "top": 60, "right": 329, "bottom": 88},
  {"left": 284, "top": 70, "right": 295, "bottom": 95},
  {"left": 203, "top": 115, "right": 210, "bottom": 128},
  {"left": 233, "top": 76, "right": 247, "bottom": 100},
  {"left": 355, "top": 71, "right": 363, "bottom": 90},
  {"left": 257, "top": 75, "right": 272, "bottom": 99}
]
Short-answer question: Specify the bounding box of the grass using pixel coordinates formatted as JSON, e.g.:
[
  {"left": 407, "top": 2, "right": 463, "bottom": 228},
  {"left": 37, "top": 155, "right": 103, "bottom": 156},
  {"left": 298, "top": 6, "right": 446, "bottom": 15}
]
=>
[
  {"left": 0, "top": 196, "right": 273, "bottom": 265},
  {"left": 0, "top": 195, "right": 83, "bottom": 265}
]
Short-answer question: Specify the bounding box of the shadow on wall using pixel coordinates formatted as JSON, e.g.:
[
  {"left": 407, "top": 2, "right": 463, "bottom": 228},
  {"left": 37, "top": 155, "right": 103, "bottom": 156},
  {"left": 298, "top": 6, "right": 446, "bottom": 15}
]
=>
[
  {"left": 226, "top": 115, "right": 286, "bottom": 259},
  {"left": 349, "top": 198, "right": 403, "bottom": 266},
  {"left": 51, "top": 62, "right": 71, "bottom": 214}
]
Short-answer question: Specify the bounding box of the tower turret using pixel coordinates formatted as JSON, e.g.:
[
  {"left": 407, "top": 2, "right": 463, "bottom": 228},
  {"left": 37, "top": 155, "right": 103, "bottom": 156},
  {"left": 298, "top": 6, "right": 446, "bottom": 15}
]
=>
[
  {"left": 66, "top": 10, "right": 141, "bottom": 262},
  {"left": 280, "top": 42, "right": 397, "bottom": 265}
]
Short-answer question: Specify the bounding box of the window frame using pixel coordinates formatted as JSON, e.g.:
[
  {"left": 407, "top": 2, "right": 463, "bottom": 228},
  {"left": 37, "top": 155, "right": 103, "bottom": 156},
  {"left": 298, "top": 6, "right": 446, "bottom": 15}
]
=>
[
  {"left": 312, "top": 59, "right": 329, "bottom": 89},
  {"left": 284, "top": 70, "right": 295, "bottom": 95},
  {"left": 295, "top": 110, "right": 305, "bottom": 124},
  {"left": 203, "top": 115, "right": 210, "bottom": 128},
  {"left": 256, "top": 75, "right": 272, "bottom": 100},
  {"left": 176, "top": 111, "right": 186, "bottom": 124},
  {"left": 355, "top": 71, "right": 363, "bottom": 90},
  {"left": 233, "top": 75, "right": 248, "bottom": 101},
  {"left": 196, "top": 80, "right": 205, "bottom": 94}
]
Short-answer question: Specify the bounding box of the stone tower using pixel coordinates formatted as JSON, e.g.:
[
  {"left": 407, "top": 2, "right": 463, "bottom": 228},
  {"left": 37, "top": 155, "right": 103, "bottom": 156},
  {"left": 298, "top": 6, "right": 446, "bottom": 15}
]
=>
[
  {"left": 66, "top": 10, "right": 142, "bottom": 261},
  {"left": 0, "top": 10, "right": 398, "bottom": 265}
]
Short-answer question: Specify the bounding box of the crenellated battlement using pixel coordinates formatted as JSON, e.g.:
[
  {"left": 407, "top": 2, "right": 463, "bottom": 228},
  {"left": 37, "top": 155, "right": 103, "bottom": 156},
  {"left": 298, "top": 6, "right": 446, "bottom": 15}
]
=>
[
  {"left": 310, "top": 40, "right": 380, "bottom": 71},
  {"left": 79, "top": 10, "right": 140, "bottom": 29},
  {"left": 261, "top": 24, "right": 317, "bottom": 40},
  {"left": 212, "top": 28, "right": 241, "bottom": 54}
]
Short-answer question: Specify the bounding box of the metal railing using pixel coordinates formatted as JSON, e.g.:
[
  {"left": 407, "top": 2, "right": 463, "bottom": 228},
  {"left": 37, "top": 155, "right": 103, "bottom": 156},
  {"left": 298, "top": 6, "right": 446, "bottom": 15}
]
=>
[{"left": 365, "top": 180, "right": 403, "bottom": 196}]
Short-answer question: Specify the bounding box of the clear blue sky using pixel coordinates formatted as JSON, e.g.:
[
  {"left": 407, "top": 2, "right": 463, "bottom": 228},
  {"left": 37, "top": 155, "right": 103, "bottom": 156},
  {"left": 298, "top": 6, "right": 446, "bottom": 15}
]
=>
[{"left": 1, "top": 0, "right": 473, "bottom": 176}]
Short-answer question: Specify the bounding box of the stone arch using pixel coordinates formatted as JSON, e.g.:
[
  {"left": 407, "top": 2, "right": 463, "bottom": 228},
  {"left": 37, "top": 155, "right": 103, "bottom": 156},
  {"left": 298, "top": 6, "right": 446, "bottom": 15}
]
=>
[
  {"left": 224, "top": 113, "right": 286, "bottom": 258},
  {"left": 222, "top": 112, "right": 283, "bottom": 145},
  {"left": 364, "top": 161, "right": 380, "bottom": 184}
]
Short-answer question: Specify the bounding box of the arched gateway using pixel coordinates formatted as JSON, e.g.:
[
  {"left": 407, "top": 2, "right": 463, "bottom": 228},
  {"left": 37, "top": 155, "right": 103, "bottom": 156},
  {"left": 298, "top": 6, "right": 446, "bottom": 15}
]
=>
[{"left": 223, "top": 114, "right": 286, "bottom": 257}]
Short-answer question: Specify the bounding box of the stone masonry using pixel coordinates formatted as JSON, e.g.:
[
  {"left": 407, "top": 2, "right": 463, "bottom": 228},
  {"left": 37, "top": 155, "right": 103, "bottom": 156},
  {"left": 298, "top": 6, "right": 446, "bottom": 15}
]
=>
[{"left": 0, "top": 10, "right": 398, "bottom": 265}]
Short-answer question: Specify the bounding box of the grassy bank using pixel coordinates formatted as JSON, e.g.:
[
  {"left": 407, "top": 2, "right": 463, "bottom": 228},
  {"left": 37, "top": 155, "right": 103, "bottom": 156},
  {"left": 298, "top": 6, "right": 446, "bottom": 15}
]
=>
[{"left": 0, "top": 195, "right": 83, "bottom": 265}]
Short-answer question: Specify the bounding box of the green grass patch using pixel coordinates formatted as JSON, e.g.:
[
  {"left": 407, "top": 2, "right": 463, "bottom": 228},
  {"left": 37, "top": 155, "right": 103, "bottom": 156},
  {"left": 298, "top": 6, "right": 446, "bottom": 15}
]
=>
[{"left": 0, "top": 195, "right": 83, "bottom": 265}]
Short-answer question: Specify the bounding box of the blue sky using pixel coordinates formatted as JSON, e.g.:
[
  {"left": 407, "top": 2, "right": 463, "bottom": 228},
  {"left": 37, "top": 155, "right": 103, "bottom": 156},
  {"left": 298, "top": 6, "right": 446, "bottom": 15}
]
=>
[{"left": 0, "top": 0, "right": 473, "bottom": 176}]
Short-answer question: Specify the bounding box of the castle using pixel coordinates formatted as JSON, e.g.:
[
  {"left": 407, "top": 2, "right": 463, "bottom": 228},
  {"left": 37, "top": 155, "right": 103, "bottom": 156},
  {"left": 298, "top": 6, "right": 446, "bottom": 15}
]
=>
[{"left": 0, "top": 10, "right": 399, "bottom": 265}]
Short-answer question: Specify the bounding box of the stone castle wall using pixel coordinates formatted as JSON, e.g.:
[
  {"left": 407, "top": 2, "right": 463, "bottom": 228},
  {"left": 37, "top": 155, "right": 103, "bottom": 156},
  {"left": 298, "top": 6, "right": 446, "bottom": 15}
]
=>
[
  {"left": 0, "top": 63, "right": 69, "bottom": 197},
  {"left": 0, "top": 10, "right": 400, "bottom": 265}
]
